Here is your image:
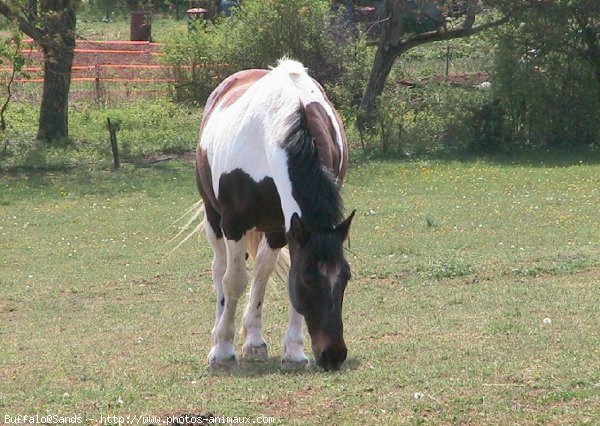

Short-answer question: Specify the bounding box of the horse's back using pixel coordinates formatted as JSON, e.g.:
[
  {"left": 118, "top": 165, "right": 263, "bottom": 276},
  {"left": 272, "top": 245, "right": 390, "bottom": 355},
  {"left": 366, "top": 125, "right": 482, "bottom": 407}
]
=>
[
  {"left": 195, "top": 60, "right": 347, "bottom": 237},
  {"left": 200, "top": 69, "right": 269, "bottom": 132}
]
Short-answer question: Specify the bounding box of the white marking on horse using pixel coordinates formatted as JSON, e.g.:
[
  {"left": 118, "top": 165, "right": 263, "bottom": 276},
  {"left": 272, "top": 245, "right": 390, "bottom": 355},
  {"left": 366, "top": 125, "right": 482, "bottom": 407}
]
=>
[
  {"left": 318, "top": 262, "right": 341, "bottom": 296},
  {"left": 241, "top": 235, "right": 280, "bottom": 359}
]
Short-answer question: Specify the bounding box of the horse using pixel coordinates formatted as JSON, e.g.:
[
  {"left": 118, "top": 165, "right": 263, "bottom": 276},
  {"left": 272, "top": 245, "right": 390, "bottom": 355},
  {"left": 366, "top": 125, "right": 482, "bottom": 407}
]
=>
[{"left": 195, "top": 59, "right": 355, "bottom": 371}]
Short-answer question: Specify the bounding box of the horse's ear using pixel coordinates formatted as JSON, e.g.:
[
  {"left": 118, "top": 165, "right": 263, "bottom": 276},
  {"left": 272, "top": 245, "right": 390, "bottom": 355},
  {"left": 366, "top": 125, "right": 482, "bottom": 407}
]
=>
[
  {"left": 335, "top": 210, "right": 356, "bottom": 241},
  {"left": 290, "top": 213, "right": 308, "bottom": 246}
]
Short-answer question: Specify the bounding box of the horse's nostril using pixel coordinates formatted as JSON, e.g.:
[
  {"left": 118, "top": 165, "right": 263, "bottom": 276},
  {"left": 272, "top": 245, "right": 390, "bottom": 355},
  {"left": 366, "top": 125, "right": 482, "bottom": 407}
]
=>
[{"left": 319, "top": 346, "right": 347, "bottom": 371}]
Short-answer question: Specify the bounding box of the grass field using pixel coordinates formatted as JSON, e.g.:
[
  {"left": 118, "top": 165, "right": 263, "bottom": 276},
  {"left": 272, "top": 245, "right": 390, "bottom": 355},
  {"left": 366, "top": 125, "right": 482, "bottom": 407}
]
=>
[{"left": 1, "top": 157, "right": 599, "bottom": 424}]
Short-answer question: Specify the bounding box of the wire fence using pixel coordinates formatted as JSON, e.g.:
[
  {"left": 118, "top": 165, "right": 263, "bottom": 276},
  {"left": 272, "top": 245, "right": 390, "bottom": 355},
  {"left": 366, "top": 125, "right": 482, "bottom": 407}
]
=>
[{"left": 0, "top": 39, "right": 223, "bottom": 104}]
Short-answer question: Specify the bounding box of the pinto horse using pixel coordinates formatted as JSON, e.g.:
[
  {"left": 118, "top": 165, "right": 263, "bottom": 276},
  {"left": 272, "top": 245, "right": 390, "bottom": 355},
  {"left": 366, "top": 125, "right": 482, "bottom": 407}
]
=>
[{"left": 195, "top": 59, "right": 355, "bottom": 371}]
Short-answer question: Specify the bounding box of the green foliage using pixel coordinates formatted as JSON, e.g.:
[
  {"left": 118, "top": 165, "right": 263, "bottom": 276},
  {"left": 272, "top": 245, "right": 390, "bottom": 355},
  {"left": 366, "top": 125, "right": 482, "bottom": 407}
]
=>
[
  {"left": 0, "top": 30, "right": 24, "bottom": 72},
  {"left": 325, "top": 34, "right": 374, "bottom": 130},
  {"left": 480, "top": 37, "right": 600, "bottom": 153},
  {"left": 0, "top": 30, "right": 25, "bottom": 130},
  {"left": 477, "top": 2, "right": 600, "bottom": 153},
  {"left": 0, "top": 99, "right": 201, "bottom": 170},
  {"left": 164, "top": 0, "right": 343, "bottom": 103},
  {"left": 345, "top": 38, "right": 493, "bottom": 158},
  {"left": 373, "top": 82, "right": 486, "bottom": 156}
]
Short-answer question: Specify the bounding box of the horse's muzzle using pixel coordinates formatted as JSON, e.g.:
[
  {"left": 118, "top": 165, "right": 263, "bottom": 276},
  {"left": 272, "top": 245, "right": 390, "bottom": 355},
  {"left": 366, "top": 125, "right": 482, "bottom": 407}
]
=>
[{"left": 315, "top": 344, "right": 347, "bottom": 372}]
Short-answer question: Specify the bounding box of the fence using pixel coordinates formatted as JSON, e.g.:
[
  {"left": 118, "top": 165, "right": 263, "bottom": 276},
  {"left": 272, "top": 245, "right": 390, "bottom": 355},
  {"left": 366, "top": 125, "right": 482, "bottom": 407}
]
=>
[{"left": 0, "top": 39, "right": 223, "bottom": 103}]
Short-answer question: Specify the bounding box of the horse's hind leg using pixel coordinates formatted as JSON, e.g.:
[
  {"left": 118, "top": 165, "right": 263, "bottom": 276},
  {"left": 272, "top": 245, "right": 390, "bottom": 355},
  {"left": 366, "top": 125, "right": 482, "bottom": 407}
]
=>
[
  {"left": 241, "top": 234, "right": 280, "bottom": 361},
  {"left": 208, "top": 234, "right": 248, "bottom": 368},
  {"left": 205, "top": 219, "right": 226, "bottom": 337}
]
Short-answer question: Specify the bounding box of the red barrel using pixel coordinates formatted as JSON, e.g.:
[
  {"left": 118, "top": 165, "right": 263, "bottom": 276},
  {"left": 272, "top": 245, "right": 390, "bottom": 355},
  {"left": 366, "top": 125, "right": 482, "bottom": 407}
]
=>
[{"left": 130, "top": 11, "right": 152, "bottom": 41}]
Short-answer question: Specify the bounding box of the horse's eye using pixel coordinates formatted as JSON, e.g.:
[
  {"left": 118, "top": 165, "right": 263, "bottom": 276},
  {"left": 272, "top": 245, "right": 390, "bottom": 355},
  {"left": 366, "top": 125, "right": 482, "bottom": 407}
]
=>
[{"left": 301, "top": 270, "right": 319, "bottom": 285}]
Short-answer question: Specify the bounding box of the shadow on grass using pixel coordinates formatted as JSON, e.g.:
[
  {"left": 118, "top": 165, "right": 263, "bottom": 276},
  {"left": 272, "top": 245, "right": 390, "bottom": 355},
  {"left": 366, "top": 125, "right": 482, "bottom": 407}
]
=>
[
  {"left": 355, "top": 146, "right": 600, "bottom": 168},
  {"left": 437, "top": 146, "right": 600, "bottom": 168},
  {"left": 1, "top": 160, "right": 192, "bottom": 204},
  {"left": 205, "top": 356, "right": 361, "bottom": 378}
]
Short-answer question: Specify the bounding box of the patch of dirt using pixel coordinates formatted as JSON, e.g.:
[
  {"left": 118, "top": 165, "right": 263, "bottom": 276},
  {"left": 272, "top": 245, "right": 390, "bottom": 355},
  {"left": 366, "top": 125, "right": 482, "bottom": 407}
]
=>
[
  {"left": 256, "top": 386, "right": 319, "bottom": 418},
  {"left": 131, "top": 152, "right": 196, "bottom": 165},
  {"left": 391, "top": 71, "right": 490, "bottom": 89},
  {"left": 431, "top": 71, "right": 490, "bottom": 86},
  {"left": 131, "top": 274, "right": 168, "bottom": 286}
]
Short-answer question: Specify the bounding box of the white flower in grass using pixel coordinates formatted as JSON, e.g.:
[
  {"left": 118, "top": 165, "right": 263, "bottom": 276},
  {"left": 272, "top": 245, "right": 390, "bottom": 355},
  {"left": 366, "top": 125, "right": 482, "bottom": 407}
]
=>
[
  {"left": 543, "top": 318, "right": 552, "bottom": 325},
  {"left": 413, "top": 392, "right": 424, "bottom": 400}
]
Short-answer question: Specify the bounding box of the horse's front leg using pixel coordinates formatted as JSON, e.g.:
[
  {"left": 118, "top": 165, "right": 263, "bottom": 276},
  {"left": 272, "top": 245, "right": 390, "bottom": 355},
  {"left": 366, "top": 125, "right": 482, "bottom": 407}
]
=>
[
  {"left": 282, "top": 303, "right": 309, "bottom": 370},
  {"left": 241, "top": 236, "right": 279, "bottom": 361},
  {"left": 208, "top": 235, "right": 248, "bottom": 369}
]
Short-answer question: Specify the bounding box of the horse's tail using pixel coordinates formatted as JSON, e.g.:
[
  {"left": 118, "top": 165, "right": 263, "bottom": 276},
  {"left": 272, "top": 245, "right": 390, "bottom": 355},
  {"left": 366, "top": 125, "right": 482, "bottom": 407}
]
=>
[
  {"left": 245, "top": 228, "right": 291, "bottom": 285},
  {"left": 172, "top": 201, "right": 290, "bottom": 285}
]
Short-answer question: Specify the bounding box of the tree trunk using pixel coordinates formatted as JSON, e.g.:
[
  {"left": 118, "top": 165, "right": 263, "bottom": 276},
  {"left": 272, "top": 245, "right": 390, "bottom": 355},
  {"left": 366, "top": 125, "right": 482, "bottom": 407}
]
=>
[
  {"left": 37, "top": 43, "right": 75, "bottom": 142},
  {"left": 359, "top": 44, "right": 400, "bottom": 124},
  {"left": 36, "top": 8, "right": 76, "bottom": 143},
  {"left": 358, "top": 0, "right": 407, "bottom": 127}
]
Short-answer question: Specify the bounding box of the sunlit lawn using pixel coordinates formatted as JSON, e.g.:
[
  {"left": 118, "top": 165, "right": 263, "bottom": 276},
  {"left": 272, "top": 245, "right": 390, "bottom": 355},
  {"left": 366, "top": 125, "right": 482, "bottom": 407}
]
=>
[
  {"left": 77, "top": 16, "right": 187, "bottom": 43},
  {"left": 1, "top": 157, "right": 599, "bottom": 424}
]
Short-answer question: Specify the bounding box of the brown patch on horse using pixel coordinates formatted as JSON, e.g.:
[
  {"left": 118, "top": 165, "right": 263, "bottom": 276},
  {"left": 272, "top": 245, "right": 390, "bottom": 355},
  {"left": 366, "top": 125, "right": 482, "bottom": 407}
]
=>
[
  {"left": 304, "top": 102, "right": 342, "bottom": 179},
  {"left": 195, "top": 148, "right": 219, "bottom": 211},
  {"left": 218, "top": 169, "right": 286, "bottom": 241},
  {"left": 200, "top": 69, "right": 269, "bottom": 132},
  {"left": 308, "top": 79, "right": 349, "bottom": 182},
  {"left": 329, "top": 105, "right": 349, "bottom": 182}
]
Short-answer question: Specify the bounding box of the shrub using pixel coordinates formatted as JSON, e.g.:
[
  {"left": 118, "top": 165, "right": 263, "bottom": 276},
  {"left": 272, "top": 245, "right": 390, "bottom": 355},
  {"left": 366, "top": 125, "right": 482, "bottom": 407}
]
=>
[
  {"left": 479, "top": 11, "right": 600, "bottom": 153},
  {"left": 164, "top": 0, "right": 345, "bottom": 103}
]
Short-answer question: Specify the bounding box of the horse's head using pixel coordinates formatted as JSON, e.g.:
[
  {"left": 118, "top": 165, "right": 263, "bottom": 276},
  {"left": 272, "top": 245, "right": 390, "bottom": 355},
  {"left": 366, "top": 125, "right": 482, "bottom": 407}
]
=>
[{"left": 287, "top": 211, "right": 355, "bottom": 371}]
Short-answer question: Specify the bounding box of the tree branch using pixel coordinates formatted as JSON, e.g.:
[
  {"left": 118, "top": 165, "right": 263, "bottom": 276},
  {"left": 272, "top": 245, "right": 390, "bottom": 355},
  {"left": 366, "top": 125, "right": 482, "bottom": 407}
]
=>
[
  {"left": 0, "top": 1, "right": 44, "bottom": 41},
  {"left": 398, "top": 15, "right": 511, "bottom": 53}
]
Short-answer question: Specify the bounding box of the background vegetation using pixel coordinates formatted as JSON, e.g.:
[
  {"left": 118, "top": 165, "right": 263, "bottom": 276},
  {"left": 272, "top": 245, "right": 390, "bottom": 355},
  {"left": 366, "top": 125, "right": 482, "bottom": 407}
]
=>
[{"left": 2, "top": 0, "right": 600, "bottom": 168}]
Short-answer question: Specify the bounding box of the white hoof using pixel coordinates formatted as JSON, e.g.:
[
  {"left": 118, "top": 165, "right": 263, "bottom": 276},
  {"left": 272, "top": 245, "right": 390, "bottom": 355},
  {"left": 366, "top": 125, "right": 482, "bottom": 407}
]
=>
[
  {"left": 281, "top": 355, "right": 309, "bottom": 371},
  {"left": 241, "top": 343, "right": 269, "bottom": 361},
  {"left": 208, "top": 344, "right": 237, "bottom": 370}
]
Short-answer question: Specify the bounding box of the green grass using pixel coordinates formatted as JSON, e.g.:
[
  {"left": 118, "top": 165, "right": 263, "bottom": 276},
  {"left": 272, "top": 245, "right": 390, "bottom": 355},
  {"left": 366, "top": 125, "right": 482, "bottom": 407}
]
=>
[
  {"left": 1, "top": 158, "right": 599, "bottom": 424},
  {"left": 77, "top": 16, "right": 187, "bottom": 43},
  {"left": 0, "top": 15, "right": 186, "bottom": 43},
  {"left": 1, "top": 99, "right": 201, "bottom": 170}
]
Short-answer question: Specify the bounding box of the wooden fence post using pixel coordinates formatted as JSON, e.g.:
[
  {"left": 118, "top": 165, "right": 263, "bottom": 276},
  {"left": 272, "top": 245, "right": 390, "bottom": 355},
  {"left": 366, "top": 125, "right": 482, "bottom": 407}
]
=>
[
  {"left": 446, "top": 45, "right": 451, "bottom": 81},
  {"left": 95, "top": 63, "right": 102, "bottom": 103},
  {"left": 107, "top": 117, "right": 120, "bottom": 169}
]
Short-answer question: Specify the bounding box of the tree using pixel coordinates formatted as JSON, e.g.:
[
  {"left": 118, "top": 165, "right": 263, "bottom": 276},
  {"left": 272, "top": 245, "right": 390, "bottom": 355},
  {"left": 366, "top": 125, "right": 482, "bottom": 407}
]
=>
[
  {"left": 359, "top": 0, "right": 510, "bottom": 125},
  {"left": 0, "top": 0, "right": 79, "bottom": 142},
  {"left": 507, "top": 0, "right": 600, "bottom": 98},
  {"left": 485, "top": 0, "right": 600, "bottom": 149},
  {"left": 0, "top": 31, "right": 24, "bottom": 131}
]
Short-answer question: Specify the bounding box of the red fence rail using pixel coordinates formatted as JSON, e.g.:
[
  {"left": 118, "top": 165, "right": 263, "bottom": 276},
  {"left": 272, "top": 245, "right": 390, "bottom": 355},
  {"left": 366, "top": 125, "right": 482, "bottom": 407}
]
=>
[{"left": 0, "top": 39, "right": 221, "bottom": 102}]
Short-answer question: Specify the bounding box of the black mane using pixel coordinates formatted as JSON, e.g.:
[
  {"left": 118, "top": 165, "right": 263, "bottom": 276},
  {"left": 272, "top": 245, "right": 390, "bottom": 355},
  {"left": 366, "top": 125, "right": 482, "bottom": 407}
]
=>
[{"left": 283, "top": 108, "right": 344, "bottom": 231}]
